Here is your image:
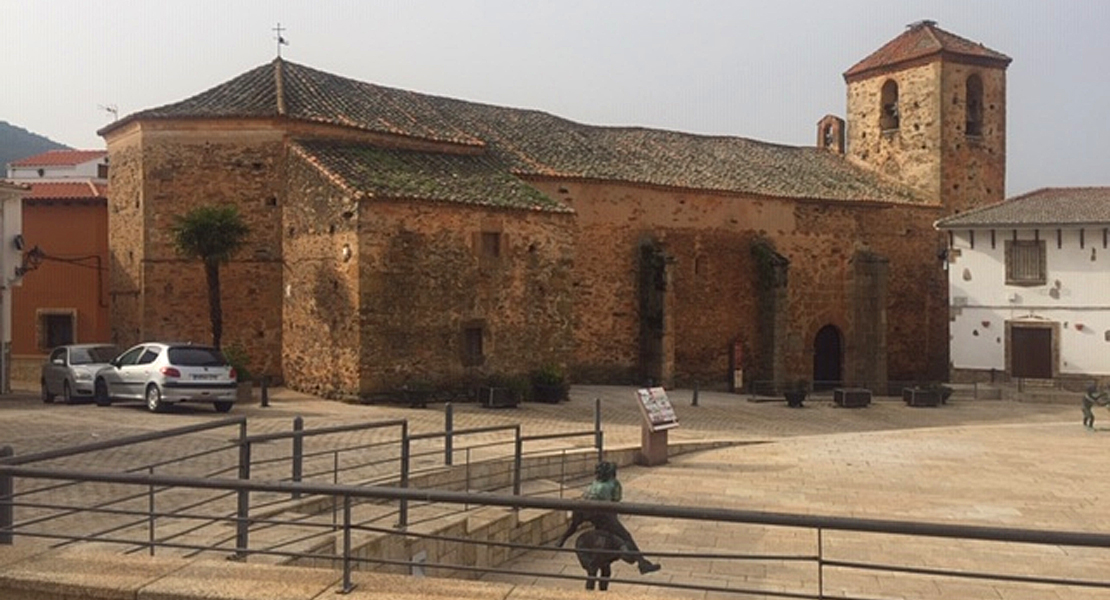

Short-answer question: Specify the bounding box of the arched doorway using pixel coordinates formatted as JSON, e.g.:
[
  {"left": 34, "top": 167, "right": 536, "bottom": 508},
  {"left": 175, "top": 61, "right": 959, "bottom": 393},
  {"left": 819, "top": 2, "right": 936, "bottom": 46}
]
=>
[{"left": 813, "top": 325, "right": 843, "bottom": 390}]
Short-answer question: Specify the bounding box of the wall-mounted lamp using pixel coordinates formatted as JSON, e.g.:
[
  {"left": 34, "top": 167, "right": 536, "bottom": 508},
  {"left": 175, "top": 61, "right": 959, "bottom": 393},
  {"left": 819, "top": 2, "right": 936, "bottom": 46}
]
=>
[
  {"left": 981, "top": 320, "right": 990, "bottom": 328},
  {"left": 1076, "top": 323, "right": 1086, "bottom": 331},
  {"left": 341, "top": 244, "right": 352, "bottom": 262}
]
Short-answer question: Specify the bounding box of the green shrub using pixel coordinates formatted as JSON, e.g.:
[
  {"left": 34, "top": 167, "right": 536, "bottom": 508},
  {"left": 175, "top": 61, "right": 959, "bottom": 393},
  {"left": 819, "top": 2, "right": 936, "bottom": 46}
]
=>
[
  {"left": 223, "top": 344, "right": 252, "bottom": 382},
  {"left": 530, "top": 363, "right": 567, "bottom": 387}
]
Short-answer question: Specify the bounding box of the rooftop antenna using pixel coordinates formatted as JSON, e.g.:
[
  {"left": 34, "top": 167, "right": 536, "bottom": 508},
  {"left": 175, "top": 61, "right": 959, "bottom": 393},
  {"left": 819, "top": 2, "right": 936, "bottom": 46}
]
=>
[
  {"left": 98, "top": 104, "right": 118, "bottom": 121},
  {"left": 273, "top": 22, "right": 289, "bottom": 58}
]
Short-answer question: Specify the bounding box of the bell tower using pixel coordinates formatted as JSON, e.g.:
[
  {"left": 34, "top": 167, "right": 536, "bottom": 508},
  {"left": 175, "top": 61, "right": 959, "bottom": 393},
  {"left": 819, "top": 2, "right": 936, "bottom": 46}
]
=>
[{"left": 843, "top": 20, "right": 1011, "bottom": 214}]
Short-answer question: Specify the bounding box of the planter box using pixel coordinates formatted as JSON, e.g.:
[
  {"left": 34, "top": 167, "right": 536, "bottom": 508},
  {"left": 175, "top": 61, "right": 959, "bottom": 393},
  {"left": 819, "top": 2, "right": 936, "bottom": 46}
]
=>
[
  {"left": 531, "top": 384, "right": 567, "bottom": 403},
  {"left": 236, "top": 381, "right": 253, "bottom": 404},
  {"left": 783, "top": 391, "right": 806, "bottom": 408},
  {"left": 903, "top": 388, "right": 942, "bottom": 407},
  {"left": 478, "top": 387, "right": 519, "bottom": 409},
  {"left": 834, "top": 388, "right": 871, "bottom": 408},
  {"left": 403, "top": 389, "right": 432, "bottom": 408}
]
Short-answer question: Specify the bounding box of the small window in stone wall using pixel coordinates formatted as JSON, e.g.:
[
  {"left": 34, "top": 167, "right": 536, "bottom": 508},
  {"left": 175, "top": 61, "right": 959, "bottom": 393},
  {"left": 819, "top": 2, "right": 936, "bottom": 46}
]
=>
[
  {"left": 481, "top": 232, "right": 501, "bottom": 258},
  {"left": 880, "top": 80, "right": 900, "bottom": 131},
  {"left": 1005, "top": 240, "right": 1046, "bottom": 286},
  {"left": 463, "top": 325, "right": 485, "bottom": 367},
  {"left": 38, "top": 310, "right": 76, "bottom": 351},
  {"left": 966, "top": 74, "right": 984, "bottom": 137}
]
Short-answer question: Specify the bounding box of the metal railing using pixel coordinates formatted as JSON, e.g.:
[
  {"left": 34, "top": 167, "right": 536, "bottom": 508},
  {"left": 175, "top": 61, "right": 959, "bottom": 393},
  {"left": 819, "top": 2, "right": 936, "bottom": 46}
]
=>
[
  {"left": 2, "top": 409, "right": 1109, "bottom": 598},
  {"left": 2, "top": 462, "right": 1109, "bottom": 598}
]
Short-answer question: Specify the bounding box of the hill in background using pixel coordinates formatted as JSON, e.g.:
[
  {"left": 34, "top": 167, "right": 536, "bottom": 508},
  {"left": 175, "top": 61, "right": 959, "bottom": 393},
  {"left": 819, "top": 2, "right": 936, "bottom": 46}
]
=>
[{"left": 0, "top": 121, "right": 70, "bottom": 170}]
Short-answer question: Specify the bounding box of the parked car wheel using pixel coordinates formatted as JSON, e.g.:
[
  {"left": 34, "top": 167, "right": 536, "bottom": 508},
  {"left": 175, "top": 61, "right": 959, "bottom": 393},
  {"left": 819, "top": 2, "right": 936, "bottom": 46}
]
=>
[
  {"left": 146, "top": 384, "right": 165, "bottom": 413},
  {"left": 62, "top": 381, "right": 75, "bottom": 404},
  {"left": 94, "top": 380, "right": 112, "bottom": 407},
  {"left": 41, "top": 380, "right": 55, "bottom": 403},
  {"left": 213, "top": 401, "right": 233, "bottom": 413}
]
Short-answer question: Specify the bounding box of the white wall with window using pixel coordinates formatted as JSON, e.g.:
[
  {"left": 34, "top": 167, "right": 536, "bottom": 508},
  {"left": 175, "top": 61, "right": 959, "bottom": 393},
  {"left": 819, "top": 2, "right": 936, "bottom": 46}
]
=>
[{"left": 946, "top": 226, "right": 1110, "bottom": 379}]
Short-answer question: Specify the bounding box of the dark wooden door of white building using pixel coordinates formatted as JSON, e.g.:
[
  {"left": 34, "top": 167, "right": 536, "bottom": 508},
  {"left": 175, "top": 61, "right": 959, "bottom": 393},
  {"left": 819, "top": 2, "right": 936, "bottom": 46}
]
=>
[{"left": 1011, "top": 326, "right": 1052, "bottom": 379}]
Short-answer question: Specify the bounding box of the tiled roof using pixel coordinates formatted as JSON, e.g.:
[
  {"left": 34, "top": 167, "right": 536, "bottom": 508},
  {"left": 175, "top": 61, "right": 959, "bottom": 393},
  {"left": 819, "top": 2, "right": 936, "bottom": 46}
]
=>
[
  {"left": 102, "top": 60, "right": 925, "bottom": 204},
  {"left": 844, "top": 21, "right": 1010, "bottom": 81},
  {"left": 935, "top": 188, "right": 1110, "bottom": 228},
  {"left": 26, "top": 181, "right": 107, "bottom": 199},
  {"left": 10, "top": 149, "right": 107, "bottom": 167},
  {"left": 292, "top": 141, "right": 572, "bottom": 213},
  {"left": 0, "top": 181, "right": 30, "bottom": 192}
]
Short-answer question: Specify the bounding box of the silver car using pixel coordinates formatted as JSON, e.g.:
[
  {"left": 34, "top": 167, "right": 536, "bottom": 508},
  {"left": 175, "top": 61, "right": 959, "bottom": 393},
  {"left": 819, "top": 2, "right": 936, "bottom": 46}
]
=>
[
  {"left": 41, "top": 344, "right": 119, "bottom": 404},
  {"left": 93, "top": 342, "right": 238, "bottom": 413}
]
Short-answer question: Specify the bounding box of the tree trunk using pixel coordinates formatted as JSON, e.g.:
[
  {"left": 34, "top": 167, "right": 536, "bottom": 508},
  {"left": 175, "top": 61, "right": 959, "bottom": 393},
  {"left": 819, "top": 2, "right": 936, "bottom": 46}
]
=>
[{"left": 206, "top": 260, "right": 222, "bottom": 349}]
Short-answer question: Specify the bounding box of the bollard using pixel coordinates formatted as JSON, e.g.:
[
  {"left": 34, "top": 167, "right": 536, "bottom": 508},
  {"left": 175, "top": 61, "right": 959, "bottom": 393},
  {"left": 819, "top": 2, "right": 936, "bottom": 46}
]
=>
[
  {"left": 444, "top": 403, "right": 454, "bottom": 466},
  {"left": 292, "top": 416, "right": 304, "bottom": 498},
  {"left": 692, "top": 382, "right": 699, "bottom": 406},
  {"left": 234, "top": 422, "right": 251, "bottom": 558},
  {"left": 260, "top": 375, "right": 270, "bottom": 408}
]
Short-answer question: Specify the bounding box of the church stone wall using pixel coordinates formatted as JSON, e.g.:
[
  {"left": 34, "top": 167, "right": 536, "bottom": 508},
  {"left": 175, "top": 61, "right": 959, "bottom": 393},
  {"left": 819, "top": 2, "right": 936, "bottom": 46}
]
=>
[
  {"left": 856, "top": 203, "right": 949, "bottom": 382},
  {"left": 105, "top": 126, "right": 145, "bottom": 349},
  {"left": 105, "top": 124, "right": 286, "bottom": 378},
  {"left": 284, "top": 157, "right": 576, "bottom": 398},
  {"left": 354, "top": 201, "right": 576, "bottom": 396},
  {"left": 939, "top": 64, "right": 1007, "bottom": 212},
  {"left": 526, "top": 177, "right": 945, "bottom": 388},
  {"left": 530, "top": 178, "right": 948, "bottom": 389},
  {"left": 282, "top": 155, "right": 361, "bottom": 397},
  {"left": 846, "top": 63, "right": 944, "bottom": 204},
  {"left": 847, "top": 60, "right": 1007, "bottom": 214}
]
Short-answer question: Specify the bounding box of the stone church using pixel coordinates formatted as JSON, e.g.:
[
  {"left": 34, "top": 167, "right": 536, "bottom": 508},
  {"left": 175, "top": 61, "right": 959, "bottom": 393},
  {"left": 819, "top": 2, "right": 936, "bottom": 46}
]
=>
[{"left": 98, "top": 21, "right": 1009, "bottom": 399}]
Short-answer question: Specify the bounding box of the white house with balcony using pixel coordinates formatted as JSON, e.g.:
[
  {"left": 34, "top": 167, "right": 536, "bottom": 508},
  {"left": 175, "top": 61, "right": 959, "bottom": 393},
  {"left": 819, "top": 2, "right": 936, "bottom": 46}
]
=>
[{"left": 936, "top": 187, "right": 1110, "bottom": 385}]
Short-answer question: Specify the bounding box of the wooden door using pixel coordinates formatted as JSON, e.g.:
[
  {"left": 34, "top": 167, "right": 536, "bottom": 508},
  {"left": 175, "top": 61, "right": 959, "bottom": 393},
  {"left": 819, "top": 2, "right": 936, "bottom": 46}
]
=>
[{"left": 1011, "top": 326, "right": 1052, "bottom": 379}]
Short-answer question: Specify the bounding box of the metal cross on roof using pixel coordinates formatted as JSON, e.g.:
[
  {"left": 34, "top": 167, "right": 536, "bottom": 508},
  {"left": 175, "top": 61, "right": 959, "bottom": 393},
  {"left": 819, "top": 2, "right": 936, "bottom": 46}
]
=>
[{"left": 273, "top": 23, "right": 289, "bottom": 58}]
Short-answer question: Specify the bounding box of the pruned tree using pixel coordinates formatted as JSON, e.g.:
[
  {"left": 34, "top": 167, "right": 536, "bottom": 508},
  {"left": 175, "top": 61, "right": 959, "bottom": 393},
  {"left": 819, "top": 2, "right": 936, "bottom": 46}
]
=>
[{"left": 170, "top": 204, "right": 250, "bottom": 349}]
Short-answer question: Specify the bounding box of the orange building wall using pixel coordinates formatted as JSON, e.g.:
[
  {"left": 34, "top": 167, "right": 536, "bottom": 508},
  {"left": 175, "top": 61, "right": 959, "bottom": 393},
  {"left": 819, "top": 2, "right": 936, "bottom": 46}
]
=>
[{"left": 11, "top": 199, "right": 110, "bottom": 382}]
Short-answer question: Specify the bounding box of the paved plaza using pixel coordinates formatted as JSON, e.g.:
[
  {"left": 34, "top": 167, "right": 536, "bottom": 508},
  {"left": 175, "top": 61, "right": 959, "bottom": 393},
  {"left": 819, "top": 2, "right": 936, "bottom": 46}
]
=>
[{"left": 2, "top": 383, "right": 1107, "bottom": 598}]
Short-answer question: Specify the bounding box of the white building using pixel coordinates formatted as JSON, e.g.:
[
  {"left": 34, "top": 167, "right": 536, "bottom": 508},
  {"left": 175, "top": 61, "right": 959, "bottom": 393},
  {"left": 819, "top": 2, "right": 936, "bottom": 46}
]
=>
[
  {"left": 7, "top": 149, "right": 108, "bottom": 182},
  {"left": 936, "top": 187, "right": 1110, "bottom": 385},
  {"left": 0, "top": 181, "right": 28, "bottom": 393}
]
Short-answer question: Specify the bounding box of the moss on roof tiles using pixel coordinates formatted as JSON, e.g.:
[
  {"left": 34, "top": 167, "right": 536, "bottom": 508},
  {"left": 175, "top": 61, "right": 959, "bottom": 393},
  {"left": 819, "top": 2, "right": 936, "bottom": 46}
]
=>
[
  {"left": 294, "top": 141, "right": 572, "bottom": 213},
  {"left": 104, "top": 59, "right": 924, "bottom": 204}
]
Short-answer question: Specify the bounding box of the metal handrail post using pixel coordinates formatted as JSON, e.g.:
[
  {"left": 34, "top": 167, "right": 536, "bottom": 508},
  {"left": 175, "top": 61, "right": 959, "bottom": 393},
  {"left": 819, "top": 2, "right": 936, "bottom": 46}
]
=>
[
  {"left": 594, "top": 398, "right": 603, "bottom": 463},
  {"left": 0, "top": 446, "right": 12, "bottom": 545},
  {"left": 817, "top": 527, "right": 824, "bottom": 599},
  {"left": 444, "top": 402, "right": 453, "bottom": 466},
  {"left": 512, "top": 425, "right": 522, "bottom": 498},
  {"left": 292, "top": 416, "right": 304, "bottom": 499},
  {"left": 340, "top": 494, "right": 355, "bottom": 593},
  {"left": 398, "top": 421, "right": 409, "bottom": 529},
  {"left": 234, "top": 422, "right": 251, "bottom": 558},
  {"left": 148, "top": 466, "right": 155, "bottom": 556}
]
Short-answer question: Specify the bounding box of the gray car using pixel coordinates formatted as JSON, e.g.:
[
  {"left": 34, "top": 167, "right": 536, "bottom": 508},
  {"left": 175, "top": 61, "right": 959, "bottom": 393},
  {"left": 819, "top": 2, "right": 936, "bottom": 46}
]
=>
[
  {"left": 41, "top": 344, "right": 119, "bottom": 404},
  {"left": 93, "top": 342, "right": 238, "bottom": 413}
]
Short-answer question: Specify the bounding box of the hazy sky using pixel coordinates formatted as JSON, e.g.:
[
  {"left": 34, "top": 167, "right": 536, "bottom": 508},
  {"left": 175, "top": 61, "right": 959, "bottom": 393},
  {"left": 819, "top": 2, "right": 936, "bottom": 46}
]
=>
[{"left": 3, "top": 0, "right": 1107, "bottom": 197}]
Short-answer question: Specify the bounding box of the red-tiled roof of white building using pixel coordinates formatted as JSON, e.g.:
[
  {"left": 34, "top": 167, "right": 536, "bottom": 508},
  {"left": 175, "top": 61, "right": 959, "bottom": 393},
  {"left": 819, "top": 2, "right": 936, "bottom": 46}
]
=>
[
  {"left": 936, "top": 187, "right": 1110, "bottom": 228},
  {"left": 9, "top": 149, "right": 107, "bottom": 167},
  {"left": 26, "top": 181, "right": 106, "bottom": 199}
]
